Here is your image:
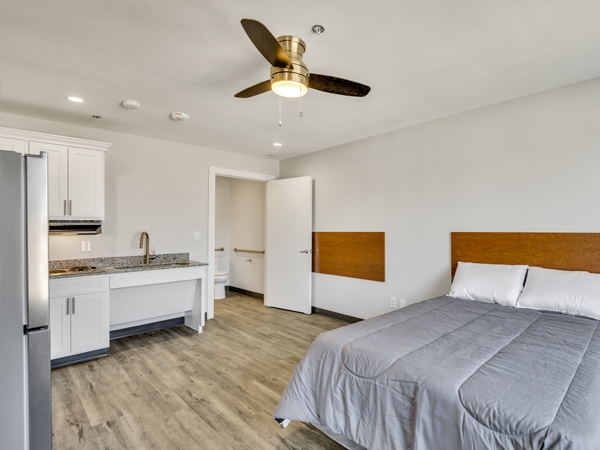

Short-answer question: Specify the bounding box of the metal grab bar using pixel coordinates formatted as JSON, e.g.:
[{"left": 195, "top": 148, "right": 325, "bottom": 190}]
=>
[
  {"left": 234, "top": 248, "right": 265, "bottom": 254},
  {"left": 215, "top": 247, "right": 224, "bottom": 252}
]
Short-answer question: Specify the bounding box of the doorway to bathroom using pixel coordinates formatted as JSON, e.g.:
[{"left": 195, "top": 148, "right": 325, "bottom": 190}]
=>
[
  {"left": 207, "top": 167, "right": 313, "bottom": 321},
  {"left": 214, "top": 176, "right": 266, "bottom": 303},
  {"left": 207, "top": 167, "right": 275, "bottom": 319}
]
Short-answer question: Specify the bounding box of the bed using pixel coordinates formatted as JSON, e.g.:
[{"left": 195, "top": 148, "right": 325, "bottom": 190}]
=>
[{"left": 274, "top": 233, "right": 600, "bottom": 450}]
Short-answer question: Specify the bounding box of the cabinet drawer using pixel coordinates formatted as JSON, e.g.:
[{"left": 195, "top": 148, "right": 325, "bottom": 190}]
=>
[{"left": 50, "top": 275, "right": 109, "bottom": 297}]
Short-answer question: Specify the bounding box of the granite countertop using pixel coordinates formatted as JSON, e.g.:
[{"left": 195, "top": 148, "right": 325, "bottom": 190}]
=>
[{"left": 49, "top": 253, "right": 208, "bottom": 279}]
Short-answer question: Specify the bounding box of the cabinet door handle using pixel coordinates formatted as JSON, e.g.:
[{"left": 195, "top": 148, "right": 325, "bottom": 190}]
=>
[
  {"left": 64, "top": 200, "right": 67, "bottom": 215},
  {"left": 66, "top": 297, "right": 70, "bottom": 315},
  {"left": 69, "top": 200, "right": 72, "bottom": 216},
  {"left": 71, "top": 297, "right": 75, "bottom": 314}
]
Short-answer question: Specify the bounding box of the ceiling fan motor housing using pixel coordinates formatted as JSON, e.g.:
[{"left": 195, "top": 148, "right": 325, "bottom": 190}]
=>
[{"left": 270, "top": 35, "right": 309, "bottom": 91}]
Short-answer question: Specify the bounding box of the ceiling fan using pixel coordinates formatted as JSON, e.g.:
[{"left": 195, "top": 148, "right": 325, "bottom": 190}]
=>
[{"left": 235, "top": 19, "right": 371, "bottom": 99}]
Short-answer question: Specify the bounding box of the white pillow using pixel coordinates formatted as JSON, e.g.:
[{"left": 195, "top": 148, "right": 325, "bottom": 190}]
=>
[
  {"left": 516, "top": 266, "right": 600, "bottom": 320},
  {"left": 448, "top": 262, "right": 528, "bottom": 307}
]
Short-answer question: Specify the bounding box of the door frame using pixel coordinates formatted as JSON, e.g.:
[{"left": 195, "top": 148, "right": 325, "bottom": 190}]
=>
[{"left": 207, "top": 167, "right": 276, "bottom": 319}]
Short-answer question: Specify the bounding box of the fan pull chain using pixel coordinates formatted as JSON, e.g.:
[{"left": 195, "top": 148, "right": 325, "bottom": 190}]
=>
[
  {"left": 278, "top": 96, "right": 282, "bottom": 126},
  {"left": 299, "top": 84, "right": 303, "bottom": 117}
]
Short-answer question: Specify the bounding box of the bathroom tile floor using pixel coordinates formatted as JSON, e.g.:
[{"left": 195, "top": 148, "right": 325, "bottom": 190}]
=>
[{"left": 51, "top": 292, "right": 349, "bottom": 449}]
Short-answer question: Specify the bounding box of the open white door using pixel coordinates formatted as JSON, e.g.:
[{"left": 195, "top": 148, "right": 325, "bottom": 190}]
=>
[{"left": 265, "top": 176, "right": 312, "bottom": 314}]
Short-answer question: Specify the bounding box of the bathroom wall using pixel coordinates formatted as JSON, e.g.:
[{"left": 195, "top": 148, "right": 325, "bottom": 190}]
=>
[
  {"left": 228, "top": 178, "right": 266, "bottom": 294},
  {"left": 214, "top": 176, "right": 230, "bottom": 285}
]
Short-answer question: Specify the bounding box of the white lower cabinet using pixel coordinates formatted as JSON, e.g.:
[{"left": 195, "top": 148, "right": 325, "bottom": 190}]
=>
[
  {"left": 49, "top": 296, "right": 71, "bottom": 359},
  {"left": 49, "top": 276, "right": 109, "bottom": 360}
]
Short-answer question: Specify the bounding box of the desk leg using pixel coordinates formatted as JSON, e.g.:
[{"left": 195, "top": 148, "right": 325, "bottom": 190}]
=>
[{"left": 185, "top": 274, "right": 204, "bottom": 333}]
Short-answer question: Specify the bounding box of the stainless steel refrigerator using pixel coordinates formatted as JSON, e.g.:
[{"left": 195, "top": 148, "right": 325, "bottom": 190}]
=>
[{"left": 0, "top": 150, "right": 51, "bottom": 450}]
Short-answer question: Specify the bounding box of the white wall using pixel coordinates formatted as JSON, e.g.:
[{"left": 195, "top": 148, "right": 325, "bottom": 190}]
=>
[
  {"left": 0, "top": 112, "right": 278, "bottom": 264},
  {"left": 214, "top": 176, "right": 230, "bottom": 281},
  {"left": 280, "top": 78, "right": 600, "bottom": 320},
  {"left": 228, "top": 178, "right": 266, "bottom": 294}
]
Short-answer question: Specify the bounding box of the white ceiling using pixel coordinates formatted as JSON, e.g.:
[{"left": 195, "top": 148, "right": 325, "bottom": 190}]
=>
[{"left": 1, "top": 1, "right": 599, "bottom": 160}]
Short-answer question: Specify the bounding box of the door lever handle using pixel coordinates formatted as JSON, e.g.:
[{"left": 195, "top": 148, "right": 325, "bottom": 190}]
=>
[{"left": 300, "top": 249, "right": 310, "bottom": 254}]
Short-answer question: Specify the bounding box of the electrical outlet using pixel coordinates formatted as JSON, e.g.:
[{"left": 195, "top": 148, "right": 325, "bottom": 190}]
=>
[
  {"left": 81, "top": 240, "right": 91, "bottom": 252},
  {"left": 389, "top": 297, "right": 397, "bottom": 309},
  {"left": 398, "top": 298, "right": 407, "bottom": 308},
  {"left": 194, "top": 231, "right": 200, "bottom": 240}
]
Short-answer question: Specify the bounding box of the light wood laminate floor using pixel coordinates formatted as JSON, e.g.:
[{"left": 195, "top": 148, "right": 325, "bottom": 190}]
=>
[{"left": 51, "top": 292, "right": 349, "bottom": 449}]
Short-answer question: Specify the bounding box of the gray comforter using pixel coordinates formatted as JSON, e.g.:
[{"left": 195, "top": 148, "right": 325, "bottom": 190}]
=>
[{"left": 274, "top": 296, "right": 600, "bottom": 449}]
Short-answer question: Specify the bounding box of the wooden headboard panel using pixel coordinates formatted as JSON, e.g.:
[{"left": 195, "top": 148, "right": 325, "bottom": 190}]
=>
[
  {"left": 451, "top": 232, "right": 600, "bottom": 277},
  {"left": 313, "top": 232, "right": 385, "bottom": 282}
]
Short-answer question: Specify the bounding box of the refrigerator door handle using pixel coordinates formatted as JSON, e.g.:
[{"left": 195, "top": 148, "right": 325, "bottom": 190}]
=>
[
  {"left": 25, "top": 153, "right": 49, "bottom": 329},
  {"left": 66, "top": 297, "right": 70, "bottom": 315},
  {"left": 72, "top": 297, "right": 75, "bottom": 314}
]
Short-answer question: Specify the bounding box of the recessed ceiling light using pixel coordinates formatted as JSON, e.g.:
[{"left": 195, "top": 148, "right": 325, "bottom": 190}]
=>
[
  {"left": 273, "top": 142, "right": 282, "bottom": 147},
  {"left": 66, "top": 96, "right": 84, "bottom": 103}
]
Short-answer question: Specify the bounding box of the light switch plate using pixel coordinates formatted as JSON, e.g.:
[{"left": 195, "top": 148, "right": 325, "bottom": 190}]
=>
[
  {"left": 82, "top": 240, "right": 91, "bottom": 252},
  {"left": 194, "top": 231, "right": 200, "bottom": 240}
]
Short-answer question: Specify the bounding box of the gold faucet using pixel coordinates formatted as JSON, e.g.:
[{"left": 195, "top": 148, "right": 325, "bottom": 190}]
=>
[{"left": 139, "top": 231, "right": 157, "bottom": 264}]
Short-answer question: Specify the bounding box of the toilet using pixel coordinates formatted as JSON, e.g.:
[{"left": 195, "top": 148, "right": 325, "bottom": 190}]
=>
[
  {"left": 214, "top": 270, "right": 229, "bottom": 299},
  {"left": 214, "top": 255, "right": 229, "bottom": 299}
]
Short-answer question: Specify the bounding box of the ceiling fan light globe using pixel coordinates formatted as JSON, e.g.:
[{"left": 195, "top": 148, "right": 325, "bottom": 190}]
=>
[{"left": 272, "top": 80, "right": 308, "bottom": 98}]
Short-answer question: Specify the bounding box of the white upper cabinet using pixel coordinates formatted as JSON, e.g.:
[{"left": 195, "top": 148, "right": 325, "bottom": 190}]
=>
[
  {"left": 68, "top": 147, "right": 104, "bottom": 219},
  {"left": 29, "top": 142, "right": 68, "bottom": 218},
  {"left": 0, "top": 136, "right": 27, "bottom": 154},
  {"left": 1, "top": 127, "right": 112, "bottom": 220}
]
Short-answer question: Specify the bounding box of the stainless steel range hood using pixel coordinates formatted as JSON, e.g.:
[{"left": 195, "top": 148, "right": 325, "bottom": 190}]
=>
[{"left": 48, "top": 220, "right": 102, "bottom": 235}]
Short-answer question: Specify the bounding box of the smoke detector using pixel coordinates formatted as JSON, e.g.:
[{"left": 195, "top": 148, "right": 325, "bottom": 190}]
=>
[
  {"left": 121, "top": 99, "right": 140, "bottom": 109},
  {"left": 169, "top": 112, "right": 190, "bottom": 121}
]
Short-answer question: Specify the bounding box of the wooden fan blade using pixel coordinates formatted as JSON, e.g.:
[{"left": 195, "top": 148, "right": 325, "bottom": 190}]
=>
[
  {"left": 308, "top": 74, "right": 371, "bottom": 97},
  {"left": 234, "top": 80, "right": 272, "bottom": 98},
  {"left": 241, "top": 19, "right": 293, "bottom": 69}
]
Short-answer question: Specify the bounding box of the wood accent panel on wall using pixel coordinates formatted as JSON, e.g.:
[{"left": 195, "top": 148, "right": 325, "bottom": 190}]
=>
[
  {"left": 451, "top": 232, "right": 600, "bottom": 277},
  {"left": 312, "top": 232, "right": 385, "bottom": 282}
]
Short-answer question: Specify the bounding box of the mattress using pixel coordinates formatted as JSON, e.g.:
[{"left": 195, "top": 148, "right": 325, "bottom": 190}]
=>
[{"left": 274, "top": 296, "right": 600, "bottom": 450}]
